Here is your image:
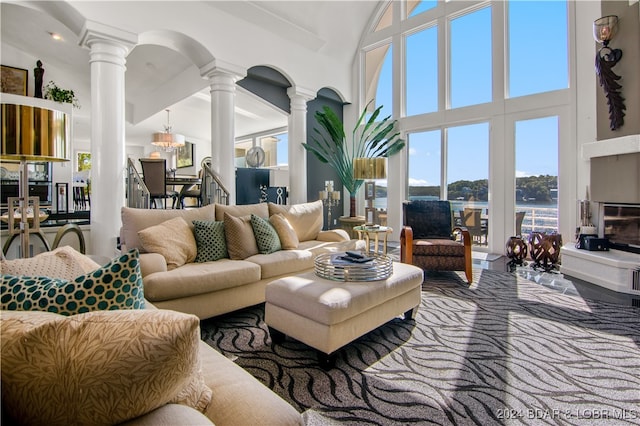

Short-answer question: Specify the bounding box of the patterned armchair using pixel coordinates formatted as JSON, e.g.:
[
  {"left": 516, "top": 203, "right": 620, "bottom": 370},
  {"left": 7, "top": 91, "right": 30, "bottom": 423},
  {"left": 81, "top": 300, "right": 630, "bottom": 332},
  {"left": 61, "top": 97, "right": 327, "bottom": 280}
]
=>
[{"left": 400, "top": 200, "right": 473, "bottom": 283}]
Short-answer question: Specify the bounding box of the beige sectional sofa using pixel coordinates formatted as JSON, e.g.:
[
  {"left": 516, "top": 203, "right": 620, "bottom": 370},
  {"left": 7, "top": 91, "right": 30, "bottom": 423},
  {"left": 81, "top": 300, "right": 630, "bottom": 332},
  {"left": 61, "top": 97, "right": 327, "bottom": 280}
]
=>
[
  {"left": 120, "top": 200, "right": 362, "bottom": 320},
  {"left": 1, "top": 246, "right": 304, "bottom": 426}
]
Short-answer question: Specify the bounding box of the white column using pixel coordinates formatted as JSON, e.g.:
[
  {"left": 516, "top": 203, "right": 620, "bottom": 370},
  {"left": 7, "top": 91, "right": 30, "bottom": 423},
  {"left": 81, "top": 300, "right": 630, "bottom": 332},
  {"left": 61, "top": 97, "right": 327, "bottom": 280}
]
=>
[
  {"left": 80, "top": 21, "right": 137, "bottom": 258},
  {"left": 287, "top": 87, "right": 315, "bottom": 205},
  {"left": 201, "top": 61, "right": 246, "bottom": 205}
]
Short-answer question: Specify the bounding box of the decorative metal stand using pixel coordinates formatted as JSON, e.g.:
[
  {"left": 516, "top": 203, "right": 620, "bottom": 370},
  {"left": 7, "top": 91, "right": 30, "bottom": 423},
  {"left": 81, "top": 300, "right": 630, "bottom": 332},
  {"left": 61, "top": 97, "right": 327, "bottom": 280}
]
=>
[
  {"left": 529, "top": 232, "right": 563, "bottom": 272},
  {"left": 259, "top": 184, "right": 268, "bottom": 203},
  {"left": 506, "top": 236, "right": 528, "bottom": 272}
]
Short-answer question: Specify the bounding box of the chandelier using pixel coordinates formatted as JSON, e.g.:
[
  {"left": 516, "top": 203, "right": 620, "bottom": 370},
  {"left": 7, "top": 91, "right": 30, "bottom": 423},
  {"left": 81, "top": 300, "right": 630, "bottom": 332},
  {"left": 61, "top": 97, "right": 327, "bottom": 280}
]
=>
[{"left": 151, "top": 109, "right": 185, "bottom": 152}]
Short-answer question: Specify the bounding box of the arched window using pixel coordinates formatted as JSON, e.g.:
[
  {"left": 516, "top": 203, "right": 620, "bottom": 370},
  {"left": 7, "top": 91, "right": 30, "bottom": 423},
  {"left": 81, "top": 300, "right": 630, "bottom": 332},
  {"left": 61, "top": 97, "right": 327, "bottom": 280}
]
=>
[{"left": 359, "top": 0, "right": 571, "bottom": 252}]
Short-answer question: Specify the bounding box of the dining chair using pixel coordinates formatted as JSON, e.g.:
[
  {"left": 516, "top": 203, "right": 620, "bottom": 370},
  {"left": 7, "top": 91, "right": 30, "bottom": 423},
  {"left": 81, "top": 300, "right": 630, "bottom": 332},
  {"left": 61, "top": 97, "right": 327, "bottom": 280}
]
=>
[
  {"left": 139, "top": 158, "right": 179, "bottom": 209},
  {"left": 179, "top": 169, "right": 202, "bottom": 208},
  {"left": 515, "top": 211, "right": 526, "bottom": 237},
  {"left": 462, "top": 207, "right": 487, "bottom": 246},
  {"left": 400, "top": 200, "right": 473, "bottom": 283}
]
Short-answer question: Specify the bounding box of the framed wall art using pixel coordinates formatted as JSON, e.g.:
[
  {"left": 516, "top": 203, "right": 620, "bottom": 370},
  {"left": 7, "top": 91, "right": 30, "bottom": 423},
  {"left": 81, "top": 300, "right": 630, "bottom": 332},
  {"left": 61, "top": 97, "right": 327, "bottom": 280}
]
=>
[
  {"left": 177, "top": 141, "right": 194, "bottom": 168},
  {"left": 1, "top": 65, "right": 28, "bottom": 95}
]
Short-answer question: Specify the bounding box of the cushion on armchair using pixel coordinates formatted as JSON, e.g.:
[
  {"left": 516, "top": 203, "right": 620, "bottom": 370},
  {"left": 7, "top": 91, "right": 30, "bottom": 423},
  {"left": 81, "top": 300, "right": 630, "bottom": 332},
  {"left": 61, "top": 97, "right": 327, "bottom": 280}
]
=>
[
  {"left": 402, "top": 200, "right": 473, "bottom": 283},
  {"left": 403, "top": 200, "right": 454, "bottom": 239}
]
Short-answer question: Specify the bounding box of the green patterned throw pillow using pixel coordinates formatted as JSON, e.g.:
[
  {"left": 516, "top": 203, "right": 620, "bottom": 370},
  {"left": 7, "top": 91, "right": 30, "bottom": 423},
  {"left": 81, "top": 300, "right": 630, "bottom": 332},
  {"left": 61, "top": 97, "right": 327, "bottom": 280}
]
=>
[
  {"left": 0, "top": 249, "right": 145, "bottom": 315},
  {"left": 250, "top": 214, "right": 282, "bottom": 254},
  {"left": 192, "top": 220, "right": 228, "bottom": 262}
]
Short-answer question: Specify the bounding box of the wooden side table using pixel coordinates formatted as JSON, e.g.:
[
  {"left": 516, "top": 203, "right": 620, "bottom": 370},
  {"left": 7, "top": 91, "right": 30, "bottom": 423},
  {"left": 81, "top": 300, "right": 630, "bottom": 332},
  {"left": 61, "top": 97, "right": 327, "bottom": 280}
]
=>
[
  {"left": 338, "top": 216, "right": 365, "bottom": 239},
  {"left": 353, "top": 225, "right": 393, "bottom": 255}
]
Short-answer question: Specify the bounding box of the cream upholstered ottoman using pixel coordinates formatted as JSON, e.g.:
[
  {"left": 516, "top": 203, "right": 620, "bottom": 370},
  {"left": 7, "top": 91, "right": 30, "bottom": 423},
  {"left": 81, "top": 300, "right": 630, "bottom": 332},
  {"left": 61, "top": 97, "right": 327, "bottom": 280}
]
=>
[{"left": 265, "top": 262, "right": 424, "bottom": 368}]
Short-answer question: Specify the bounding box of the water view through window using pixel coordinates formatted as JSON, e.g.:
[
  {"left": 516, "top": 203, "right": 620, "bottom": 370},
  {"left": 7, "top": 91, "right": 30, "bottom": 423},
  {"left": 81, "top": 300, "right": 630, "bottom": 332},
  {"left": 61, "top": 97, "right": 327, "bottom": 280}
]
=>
[
  {"left": 515, "top": 116, "right": 559, "bottom": 238},
  {"left": 364, "top": 0, "right": 568, "bottom": 247}
]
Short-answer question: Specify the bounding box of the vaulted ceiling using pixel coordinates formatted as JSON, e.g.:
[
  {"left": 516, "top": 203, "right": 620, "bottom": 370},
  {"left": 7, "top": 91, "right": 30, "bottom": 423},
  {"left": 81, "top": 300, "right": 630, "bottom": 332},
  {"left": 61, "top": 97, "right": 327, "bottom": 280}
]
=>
[{"left": 1, "top": 1, "right": 380, "bottom": 147}]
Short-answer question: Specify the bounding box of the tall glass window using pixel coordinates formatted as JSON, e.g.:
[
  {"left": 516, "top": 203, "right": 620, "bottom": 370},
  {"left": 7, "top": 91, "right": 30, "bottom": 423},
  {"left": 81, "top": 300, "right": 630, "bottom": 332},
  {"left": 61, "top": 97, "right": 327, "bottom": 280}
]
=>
[
  {"left": 406, "top": 26, "right": 438, "bottom": 116},
  {"left": 375, "top": 3, "right": 393, "bottom": 31},
  {"left": 276, "top": 133, "right": 288, "bottom": 167},
  {"left": 508, "top": 1, "right": 568, "bottom": 97},
  {"left": 447, "top": 123, "right": 489, "bottom": 246},
  {"left": 360, "top": 0, "right": 571, "bottom": 250},
  {"left": 515, "top": 116, "right": 559, "bottom": 238},
  {"left": 449, "top": 6, "right": 492, "bottom": 108},
  {"left": 407, "top": 0, "right": 437, "bottom": 18},
  {"left": 407, "top": 130, "right": 441, "bottom": 199},
  {"left": 365, "top": 44, "right": 393, "bottom": 118}
]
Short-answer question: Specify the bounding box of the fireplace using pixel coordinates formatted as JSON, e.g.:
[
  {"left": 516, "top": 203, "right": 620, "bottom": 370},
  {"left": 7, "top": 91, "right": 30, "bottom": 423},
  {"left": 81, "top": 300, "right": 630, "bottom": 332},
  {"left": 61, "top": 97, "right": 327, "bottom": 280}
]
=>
[
  {"left": 560, "top": 135, "right": 640, "bottom": 294},
  {"left": 601, "top": 204, "right": 640, "bottom": 254}
]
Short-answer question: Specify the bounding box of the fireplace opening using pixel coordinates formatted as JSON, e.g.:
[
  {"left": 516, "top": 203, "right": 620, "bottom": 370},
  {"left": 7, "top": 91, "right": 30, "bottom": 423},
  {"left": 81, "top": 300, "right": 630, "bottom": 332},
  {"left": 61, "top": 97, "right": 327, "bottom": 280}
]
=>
[{"left": 600, "top": 204, "right": 640, "bottom": 254}]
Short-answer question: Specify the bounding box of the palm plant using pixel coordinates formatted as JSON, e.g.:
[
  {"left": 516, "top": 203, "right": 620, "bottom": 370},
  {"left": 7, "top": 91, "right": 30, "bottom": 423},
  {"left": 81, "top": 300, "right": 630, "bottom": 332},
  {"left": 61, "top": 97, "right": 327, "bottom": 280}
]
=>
[{"left": 303, "top": 101, "right": 405, "bottom": 217}]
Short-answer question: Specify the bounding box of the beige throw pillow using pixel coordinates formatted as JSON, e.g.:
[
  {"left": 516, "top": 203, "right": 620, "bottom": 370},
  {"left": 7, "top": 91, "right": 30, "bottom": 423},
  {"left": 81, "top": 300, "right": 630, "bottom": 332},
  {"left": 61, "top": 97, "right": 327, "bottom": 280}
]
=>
[
  {"left": 268, "top": 200, "right": 323, "bottom": 242},
  {"left": 1, "top": 309, "right": 212, "bottom": 425},
  {"left": 120, "top": 204, "right": 215, "bottom": 252},
  {"left": 137, "top": 217, "right": 197, "bottom": 270},
  {"left": 269, "top": 213, "right": 299, "bottom": 249},
  {"left": 0, "top": 246, "right": 100, "bottom": 280},
  {"left": 223, "top": 213, "right": 259, "bottom": 260},
  {"left": 215, "top": 203, "right": 268, "bottom": 222}
]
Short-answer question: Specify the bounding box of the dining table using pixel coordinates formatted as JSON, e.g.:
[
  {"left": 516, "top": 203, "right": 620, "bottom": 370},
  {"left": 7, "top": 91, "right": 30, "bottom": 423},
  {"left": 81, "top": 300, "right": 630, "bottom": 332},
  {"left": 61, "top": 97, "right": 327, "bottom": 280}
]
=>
[
  {"left": 166, "top": 176, "right": 202, "bottom": 209},
  {"left": 166, "top": 176, "right": 201, "bottom": 186}
]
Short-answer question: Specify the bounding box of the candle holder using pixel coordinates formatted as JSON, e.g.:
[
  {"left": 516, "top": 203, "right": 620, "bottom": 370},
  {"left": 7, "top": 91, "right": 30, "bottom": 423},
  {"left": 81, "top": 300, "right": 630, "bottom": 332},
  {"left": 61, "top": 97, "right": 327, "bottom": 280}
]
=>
[{"left": 319, "top": 180, "right": 340, "bottom": 229}]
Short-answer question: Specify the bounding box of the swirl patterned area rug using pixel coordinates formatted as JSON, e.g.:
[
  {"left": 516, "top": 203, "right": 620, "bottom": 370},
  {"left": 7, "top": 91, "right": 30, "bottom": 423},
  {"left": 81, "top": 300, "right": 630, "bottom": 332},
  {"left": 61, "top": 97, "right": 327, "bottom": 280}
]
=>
[{"left": 200, "top": 269, "right": 640, "bottom": 426}]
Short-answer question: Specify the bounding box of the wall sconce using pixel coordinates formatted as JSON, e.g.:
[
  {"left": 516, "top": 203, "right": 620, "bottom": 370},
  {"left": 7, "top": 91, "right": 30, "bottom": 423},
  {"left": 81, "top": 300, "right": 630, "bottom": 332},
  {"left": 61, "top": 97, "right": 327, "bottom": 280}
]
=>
[{"left": 593, "top": 15, "right": 625, "bottom": 131}]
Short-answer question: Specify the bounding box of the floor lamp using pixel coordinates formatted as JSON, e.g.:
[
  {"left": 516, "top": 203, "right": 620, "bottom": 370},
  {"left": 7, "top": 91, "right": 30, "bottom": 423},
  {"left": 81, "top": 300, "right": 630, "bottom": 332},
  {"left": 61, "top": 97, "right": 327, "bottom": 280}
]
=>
[
  {"left": 1, "top": 103, "right": 69, "bottom": 258},
  {"left": 353, "top": 157, "right": 387, "bottom": 226}
]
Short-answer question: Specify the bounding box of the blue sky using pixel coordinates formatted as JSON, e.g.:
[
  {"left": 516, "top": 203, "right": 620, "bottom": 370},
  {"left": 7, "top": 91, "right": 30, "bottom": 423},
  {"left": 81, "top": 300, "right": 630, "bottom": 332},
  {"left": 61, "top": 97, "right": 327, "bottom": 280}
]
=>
[{"left": 374, "top": 0, "right": 568, "bottom": 186}]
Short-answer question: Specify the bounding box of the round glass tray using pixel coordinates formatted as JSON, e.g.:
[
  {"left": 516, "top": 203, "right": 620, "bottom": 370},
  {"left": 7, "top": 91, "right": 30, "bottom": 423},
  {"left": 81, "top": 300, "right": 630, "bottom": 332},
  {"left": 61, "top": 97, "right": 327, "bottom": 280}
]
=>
[{"left": 314, "top": 252, "right": 393, "bottom": 282}]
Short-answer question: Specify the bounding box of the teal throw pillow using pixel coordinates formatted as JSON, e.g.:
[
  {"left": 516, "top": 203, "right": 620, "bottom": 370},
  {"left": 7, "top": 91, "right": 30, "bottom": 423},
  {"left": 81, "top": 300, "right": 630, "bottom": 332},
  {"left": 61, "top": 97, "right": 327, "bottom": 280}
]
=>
[
  {"left": 192, "top": 220, "right": 228, "bottom": 262},
  {"left": 250, "top": 214, "right": 282, "bottom": 254},
  {"left": 0, "top": 249, "right": 145, "bottom": 316}
]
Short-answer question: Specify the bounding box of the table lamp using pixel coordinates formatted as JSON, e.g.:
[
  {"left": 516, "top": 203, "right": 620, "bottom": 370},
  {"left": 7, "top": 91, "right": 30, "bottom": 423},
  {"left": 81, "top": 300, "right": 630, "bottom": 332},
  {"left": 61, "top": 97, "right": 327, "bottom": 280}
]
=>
[
  {"left": 353, "top": 157, "right": 386, "bottom": 226},
  {"left": 1, "top": 103, "right": 69, "bottom": 258}
]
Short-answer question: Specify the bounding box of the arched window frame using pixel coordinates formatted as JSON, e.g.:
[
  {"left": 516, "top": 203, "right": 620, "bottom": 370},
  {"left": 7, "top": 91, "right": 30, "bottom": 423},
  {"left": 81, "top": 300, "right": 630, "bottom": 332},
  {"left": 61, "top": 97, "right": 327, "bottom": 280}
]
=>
[{"left": 358, "top": 0, "right": 577, "bottom": 253}]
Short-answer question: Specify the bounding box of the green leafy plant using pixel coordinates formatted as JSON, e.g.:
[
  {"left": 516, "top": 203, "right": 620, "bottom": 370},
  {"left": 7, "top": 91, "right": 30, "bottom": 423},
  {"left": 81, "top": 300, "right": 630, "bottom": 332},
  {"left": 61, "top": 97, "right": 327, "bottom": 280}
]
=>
[
  {"left": 43, "top": 80, "right": 80, "bottom": 108},
  {"left": 303, "top": 101, "right": 405, "bottom": 216}
]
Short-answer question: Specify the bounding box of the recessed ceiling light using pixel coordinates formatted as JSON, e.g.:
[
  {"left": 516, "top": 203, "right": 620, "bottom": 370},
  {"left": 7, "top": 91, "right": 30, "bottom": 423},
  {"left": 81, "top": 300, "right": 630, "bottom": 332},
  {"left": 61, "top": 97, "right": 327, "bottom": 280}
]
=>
[{"left": 49, "top": 32, "right": 63, "bottom": 41}]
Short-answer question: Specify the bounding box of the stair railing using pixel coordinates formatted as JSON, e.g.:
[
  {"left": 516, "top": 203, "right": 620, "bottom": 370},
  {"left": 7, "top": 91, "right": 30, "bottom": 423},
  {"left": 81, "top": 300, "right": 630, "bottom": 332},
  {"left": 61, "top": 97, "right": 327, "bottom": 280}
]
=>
[
  {"left": 201, "top": 162, "right": 229, "bottom": 206},
  {"left": 126, "top": 158, "right": 151, "bottom": 208}
]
